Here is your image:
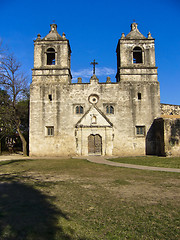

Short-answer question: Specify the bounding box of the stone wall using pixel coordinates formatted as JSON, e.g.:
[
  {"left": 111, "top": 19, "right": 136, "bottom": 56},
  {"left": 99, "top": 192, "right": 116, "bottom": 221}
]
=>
[
  {"left": 154, "top": 116, "right": 180, "bottom": 156},
  {"left": 164, "top": 117, "right": 180, "bottom": 156},
  {"left": 30, "top": 23, "right": 161, "bottom": 157},
  {"left": 30, "top": 77, "right": 160, "bottom": 156},
  {"left": 161, "top": 103, "right": 180, "bottom": 116}
]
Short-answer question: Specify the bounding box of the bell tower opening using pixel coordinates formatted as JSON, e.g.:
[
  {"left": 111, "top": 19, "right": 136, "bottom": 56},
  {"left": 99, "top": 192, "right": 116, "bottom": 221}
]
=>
[
  {"left": 47, "top": 48, "right": 55, "bottom": 65},
  {"left": 133, "top": 47, "right": 142, "bottom": 64}
]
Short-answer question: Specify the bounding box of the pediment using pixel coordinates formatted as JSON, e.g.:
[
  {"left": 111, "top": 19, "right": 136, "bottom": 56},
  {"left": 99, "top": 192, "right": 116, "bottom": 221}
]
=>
[{"left": 76, "top": 105, "right": 113, "bottom": 128}]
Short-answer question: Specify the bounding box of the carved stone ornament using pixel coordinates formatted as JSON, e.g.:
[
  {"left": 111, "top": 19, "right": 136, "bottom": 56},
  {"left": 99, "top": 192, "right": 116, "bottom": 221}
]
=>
[{"left": 88, "top": 94, "right": 99, "bottom": 104}]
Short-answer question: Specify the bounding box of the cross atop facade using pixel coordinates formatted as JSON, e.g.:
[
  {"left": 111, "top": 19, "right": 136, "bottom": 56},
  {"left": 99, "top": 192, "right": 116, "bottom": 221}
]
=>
[{"left": 90, "top": 59, "right": 98, "bottom": 75}]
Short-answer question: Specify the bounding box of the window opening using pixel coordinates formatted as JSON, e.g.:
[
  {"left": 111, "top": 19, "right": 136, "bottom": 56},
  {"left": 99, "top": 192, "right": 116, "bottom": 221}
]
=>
[
  {"left": 46, "top": 126, "right": 54, "bottom": 136},
  {"left": 106, "top": 105, "right": 114, "bottom": 114},
  {"left": 80, "top": 106, "right": 83, "bottom": 114},
  {"left": 76, "top": 105, "right": 84, "bottom": 114},
  {"left": 47, "top": 48, "right": 55, "bottom": 65},
  {"left": 133, "top": 47, "right": 142, "bottom": 64},
  {"left": 138, "top": 93, "right": 141, "bottom": 100},
  {"left": 106, "top": 106, "right": 109, "bottom": 114},
  {"left": 110, "top": 106, "right": 114, "bottom": 114},
  {"left": 48, "top": 94, "right": 52, "bottom": 101},
  {"left": 136, "top": 126, "right": 145, "bottom": 136}
]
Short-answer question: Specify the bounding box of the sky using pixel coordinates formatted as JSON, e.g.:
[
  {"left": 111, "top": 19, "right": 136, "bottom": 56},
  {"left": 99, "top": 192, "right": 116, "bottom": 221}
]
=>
[{"left": 0, "top": 0, "right": 180, "bottom": 104}]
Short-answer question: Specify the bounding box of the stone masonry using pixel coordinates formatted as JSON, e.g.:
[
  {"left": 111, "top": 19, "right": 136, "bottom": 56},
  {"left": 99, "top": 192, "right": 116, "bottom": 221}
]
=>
[{"left": 30, "top": 23, "right": 162, "bottom": 157}]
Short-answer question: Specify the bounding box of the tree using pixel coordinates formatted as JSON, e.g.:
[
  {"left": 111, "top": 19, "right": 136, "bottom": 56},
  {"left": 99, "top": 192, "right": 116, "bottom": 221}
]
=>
[
  {"left": 0, "top": 50, "right": 29, "bottom": 156},
  {"left": 0, "top": 88, "right": 16, "bottom": 154}
]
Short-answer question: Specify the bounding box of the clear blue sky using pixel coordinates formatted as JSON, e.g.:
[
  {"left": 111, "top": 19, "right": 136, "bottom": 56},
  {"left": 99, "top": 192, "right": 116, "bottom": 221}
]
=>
[{"left": 1, "top": 0, "right": 180, "bottom": 104}]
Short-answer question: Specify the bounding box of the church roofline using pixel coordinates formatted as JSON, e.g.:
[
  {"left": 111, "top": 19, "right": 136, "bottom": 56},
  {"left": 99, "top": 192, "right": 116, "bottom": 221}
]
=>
[{"left": 161, "top": 103, "right": 180, "bottom": 107}]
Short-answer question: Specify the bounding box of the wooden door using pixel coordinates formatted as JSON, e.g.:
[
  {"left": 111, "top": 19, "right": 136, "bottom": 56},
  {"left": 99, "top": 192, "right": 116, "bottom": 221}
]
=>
[{"left": 88, "top": 134, "right": 102, "bottom": 155}]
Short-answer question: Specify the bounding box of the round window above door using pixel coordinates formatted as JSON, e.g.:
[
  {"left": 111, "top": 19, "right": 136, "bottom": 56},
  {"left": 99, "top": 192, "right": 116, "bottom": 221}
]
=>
[{"left": 88, "top": 94, "right": 99, "bottom": 104}]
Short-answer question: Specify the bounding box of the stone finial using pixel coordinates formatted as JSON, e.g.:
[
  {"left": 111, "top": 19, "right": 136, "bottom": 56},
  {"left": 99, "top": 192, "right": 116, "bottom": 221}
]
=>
[
  {"left": 90, "top": 74, "right": 99, "bottom": 84},
  {"left": 121, "top": 33, "right": 126, "bottom": 39},
  {"left": 106, "top": 76, "right": 111, "bottom": 83},
  {"left": 50, "top": 23, "right": 57, "bottom": 32},
  {"left": 77, "top": 77, "right": 82, "bottom": 83},
  {"left": 147, "top": 32, "right": 153, "bottom": 39},
  {"left": 62, "top": 32, "right": 66, "bottom": 39},
  {"left": 36, "top": 33, "right": 41, "bottom": 41},
  {"left": 131, "top": 22, "right": 138, "bottom": 31}
]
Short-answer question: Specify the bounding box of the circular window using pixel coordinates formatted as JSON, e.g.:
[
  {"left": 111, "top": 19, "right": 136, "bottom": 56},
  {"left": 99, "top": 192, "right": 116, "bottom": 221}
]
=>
[{"left": 88, "top": 94, "right": 99, "bottom": 104}]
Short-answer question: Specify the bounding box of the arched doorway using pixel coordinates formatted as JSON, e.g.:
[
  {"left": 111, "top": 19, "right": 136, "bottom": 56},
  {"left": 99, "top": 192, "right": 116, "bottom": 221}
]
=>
[{"left": 88, "top": 134, "right": 102, "bottom": 155}]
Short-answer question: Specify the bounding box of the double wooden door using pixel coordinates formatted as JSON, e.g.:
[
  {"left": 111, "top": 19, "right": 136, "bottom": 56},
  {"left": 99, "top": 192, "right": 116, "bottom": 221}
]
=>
[{"left": 88, "top": 134, "right": 102, "bottom": 155}]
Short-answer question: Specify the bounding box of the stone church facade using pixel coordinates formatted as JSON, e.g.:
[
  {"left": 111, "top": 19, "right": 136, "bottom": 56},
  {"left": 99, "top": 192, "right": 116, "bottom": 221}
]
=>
[{"left": 29, "top": 23, "right": 179, "bottom": 157}]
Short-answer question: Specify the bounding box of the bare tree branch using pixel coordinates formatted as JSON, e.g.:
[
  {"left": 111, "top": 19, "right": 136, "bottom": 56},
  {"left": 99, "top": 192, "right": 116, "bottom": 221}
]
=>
[{"left": 0, "top": 48, "right": 29, "bottom": 155}]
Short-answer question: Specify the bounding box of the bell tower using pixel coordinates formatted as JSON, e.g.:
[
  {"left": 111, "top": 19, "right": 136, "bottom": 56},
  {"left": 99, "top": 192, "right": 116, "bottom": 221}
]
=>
[
  {"left": 30, "top": 24, "right": 72, "bottom": 156},
  {"left": 32, "top": 23, "right": 72, "bottom": 84},
  {"left": 116, "top": 22, "right": 157, "bottom": 82},
  {"left": 116, "top": 23, "right": 160, "bottom": 155}
]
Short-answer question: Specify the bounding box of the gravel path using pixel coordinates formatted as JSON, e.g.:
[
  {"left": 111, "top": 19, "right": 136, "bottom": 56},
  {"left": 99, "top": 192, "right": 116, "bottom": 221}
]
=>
[{"left": 86, "top": 156, "right": 180, "bottom": 173}]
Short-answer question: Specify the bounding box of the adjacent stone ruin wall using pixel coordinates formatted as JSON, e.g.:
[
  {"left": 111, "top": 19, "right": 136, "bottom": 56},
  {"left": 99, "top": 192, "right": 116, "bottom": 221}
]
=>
[
  {"left": 161, "top": 103, "right": 180, "bottom": 116},
  {"left": 154, "top": 117, "right": 180, "bottom": 156},
  {"left": 163, "top": 117, "right": 180, "bottom": 156},
  {"left": 159, "top": 104, "right": 180, "bottom": 156}
]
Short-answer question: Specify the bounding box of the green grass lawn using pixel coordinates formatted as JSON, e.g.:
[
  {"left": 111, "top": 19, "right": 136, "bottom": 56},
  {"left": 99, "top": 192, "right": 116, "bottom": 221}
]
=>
[
  {"left": 108, "top": 156, "right": 180, "bottom": 168},
  {"left": 0, "top": 158, "right": 179, "bottom": 240}
]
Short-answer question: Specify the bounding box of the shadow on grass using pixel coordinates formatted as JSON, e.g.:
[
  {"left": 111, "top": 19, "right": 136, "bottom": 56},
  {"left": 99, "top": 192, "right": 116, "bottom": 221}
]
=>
[
  {"left": 0, "top": 159, "right": 35, "bottom": 166},
  {"left": 0, "top": 174, "right": 75, "bottom": 240}
]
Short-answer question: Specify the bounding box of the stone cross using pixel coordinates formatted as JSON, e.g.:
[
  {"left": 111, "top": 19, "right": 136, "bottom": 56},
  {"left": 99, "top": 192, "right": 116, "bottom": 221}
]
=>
[{"left": 90, "top": 59, "right": 98, "bottom": 75}]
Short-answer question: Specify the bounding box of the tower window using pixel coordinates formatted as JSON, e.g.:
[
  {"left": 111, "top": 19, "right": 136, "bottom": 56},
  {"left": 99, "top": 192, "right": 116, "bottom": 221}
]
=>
[
  {"left": 138, "top": 93, "right": 141, "bottom": 100},
  {"left": 76, "top": 105, "right": 84, "bottom": 114},
  {"left": 106, "top": 105, "right": 114, "bottom": 114},
  {"left": 133, "top": 47, "right": 143, "bottom": 64},
  {"left": 48, "top": 94, "right": 52, "bottom": 101},
  {"left": 136, "top": 126, "right": 145, "bottom": 136},
  {"left": 46, "top": 126, "right": 54, "bottom": 136},
  {"left": 47, "top": 48, "right": 55, "bottom": 65}
]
